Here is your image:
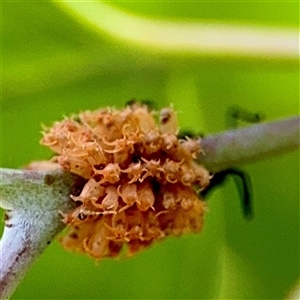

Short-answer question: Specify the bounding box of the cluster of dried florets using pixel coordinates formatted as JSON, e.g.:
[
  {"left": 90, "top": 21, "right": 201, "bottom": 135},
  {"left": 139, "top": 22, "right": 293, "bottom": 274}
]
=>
[{"left": 41, "top": 103, "right": 210, "bottom": 259}]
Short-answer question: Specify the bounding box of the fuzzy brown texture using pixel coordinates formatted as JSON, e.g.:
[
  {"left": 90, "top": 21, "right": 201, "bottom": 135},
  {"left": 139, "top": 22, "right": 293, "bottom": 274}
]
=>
[{"left": 40, "top": 103, "right": 210, "bottom": 259}]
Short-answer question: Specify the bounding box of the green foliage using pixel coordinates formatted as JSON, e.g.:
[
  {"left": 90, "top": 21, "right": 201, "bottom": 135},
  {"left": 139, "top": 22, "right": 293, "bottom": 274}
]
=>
[{"left": 1, "top": 2, "right": 299, "bottom": 299}]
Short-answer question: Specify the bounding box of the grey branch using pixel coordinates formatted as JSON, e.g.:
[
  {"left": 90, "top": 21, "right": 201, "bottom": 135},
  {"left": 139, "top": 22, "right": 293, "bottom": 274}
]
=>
[
  {"left": 0, "top": 115, "right": 299, "bottom": 299},
  {"left": 198, "top": 115, "right": 300, "bottom": 172},
  {"left": 0, "top": 170, "right": 77, "bottom": 300}
]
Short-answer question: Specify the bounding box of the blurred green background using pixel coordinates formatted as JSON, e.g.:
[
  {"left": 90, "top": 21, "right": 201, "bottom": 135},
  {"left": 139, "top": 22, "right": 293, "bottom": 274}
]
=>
[{"left": 1, "top": 1, "right": 299, "bottom": 299}]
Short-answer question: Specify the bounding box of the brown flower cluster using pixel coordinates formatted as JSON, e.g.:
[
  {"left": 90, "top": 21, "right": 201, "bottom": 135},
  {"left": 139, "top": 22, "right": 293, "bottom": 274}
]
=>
[{"left": 41, "top": 103, "right": 210, "bottom": 260}]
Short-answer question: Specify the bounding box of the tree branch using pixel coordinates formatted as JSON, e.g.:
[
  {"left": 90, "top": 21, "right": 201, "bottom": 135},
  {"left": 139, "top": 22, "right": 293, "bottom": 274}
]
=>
[
  {"left": 0, "top": 115, "right": 299, "bottom": 299},
  {"left": 198, "top": 115, "right": 300, "bottom": 172},
  {"left": 0, "top": 170, "right": 77, "bottom": 300}
]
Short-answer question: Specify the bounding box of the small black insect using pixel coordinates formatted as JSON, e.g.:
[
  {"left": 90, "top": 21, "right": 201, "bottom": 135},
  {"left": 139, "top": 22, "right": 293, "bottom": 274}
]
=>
[
  {"left": 175, "top": 138, "right": 255, "bottom": 220},
  {"left": 226, "top": 105, "right": 265, "bottom": 129},
  {"left": 177, "top": 137, "right": 254, "bottom": 219},
  {"left": 126, "top": 99, "right": 156, "bottom": 110},
  {"left": 201, "top": 168, "right": 253, "bottom": 220},
  {"left": 126, "top": 100, "right": 262, "bottom": 220},
  {"left": 181, "top": 105, "right": 265, "bottom": 220}
]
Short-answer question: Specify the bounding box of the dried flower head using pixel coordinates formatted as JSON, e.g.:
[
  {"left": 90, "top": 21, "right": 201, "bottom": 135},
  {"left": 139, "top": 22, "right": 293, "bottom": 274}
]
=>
[{"left": 40, "top": 102, "right": 210, "bottom": 260}]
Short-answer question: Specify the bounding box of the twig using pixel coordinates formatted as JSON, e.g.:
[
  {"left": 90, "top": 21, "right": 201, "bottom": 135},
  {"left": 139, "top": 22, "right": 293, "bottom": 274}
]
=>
[
  {"left": 0, "top": 115, "right": 299, "bottom": 299},
  {"left": 0, "top": 170, "right": 77, "bottom": 300},
  {"left": 198, "top": 115, "right": 300, "bottom": 172}
]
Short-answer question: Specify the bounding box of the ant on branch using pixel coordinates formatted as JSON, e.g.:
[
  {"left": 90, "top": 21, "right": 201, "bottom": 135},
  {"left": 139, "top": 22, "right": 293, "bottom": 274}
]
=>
[
  {"left": 126, "top": 100, "right": 265, "bottom": 220},
  {"left": 179, "top": 105, "right": 265, "bottom": 220}
]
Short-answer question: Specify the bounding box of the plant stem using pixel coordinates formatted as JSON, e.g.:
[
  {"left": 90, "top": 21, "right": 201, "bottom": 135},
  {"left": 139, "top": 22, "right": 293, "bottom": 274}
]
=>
[
  {"left": 198, "top": 115, "right": 300, "bottom": 172},
  {"left": 0, "top": 115, "right": 299, "bottom": 299},
  {"left": 0, "top": 170, "right": 77, "bottom": 300}
]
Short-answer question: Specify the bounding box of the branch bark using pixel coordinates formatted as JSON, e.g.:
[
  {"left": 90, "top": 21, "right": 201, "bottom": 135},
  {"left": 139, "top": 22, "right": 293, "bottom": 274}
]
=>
[
  {"left": 198, "top": 115, "right": 300, "bottom": 171},
  {"left": 0, "top": 115, "right": 299, "bottom": 299},
  {"left": 0, "top": 170, "right": 77, "bottom": 300}
]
